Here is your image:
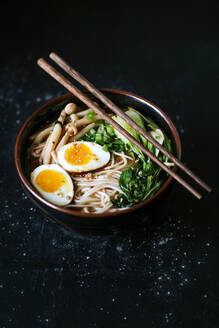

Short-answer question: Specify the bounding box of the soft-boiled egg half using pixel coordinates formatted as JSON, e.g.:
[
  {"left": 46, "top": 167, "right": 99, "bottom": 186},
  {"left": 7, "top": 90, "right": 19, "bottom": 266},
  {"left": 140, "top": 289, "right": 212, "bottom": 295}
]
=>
[
  {"left": 30, "top": 164, "right": 74, "bottom": 206},
  {"left": 57, "top": 141, "right": 110, "bottom": 173}
]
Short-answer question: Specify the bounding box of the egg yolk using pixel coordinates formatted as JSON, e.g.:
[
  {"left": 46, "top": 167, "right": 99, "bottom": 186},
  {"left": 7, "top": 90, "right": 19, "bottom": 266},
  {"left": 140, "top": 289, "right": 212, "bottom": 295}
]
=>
[
  {"left": 35, "top": 170, "right": 66, "bottom": 193},
  {"left": 64, "top": 144, "right": 93, "bottom": 166}
]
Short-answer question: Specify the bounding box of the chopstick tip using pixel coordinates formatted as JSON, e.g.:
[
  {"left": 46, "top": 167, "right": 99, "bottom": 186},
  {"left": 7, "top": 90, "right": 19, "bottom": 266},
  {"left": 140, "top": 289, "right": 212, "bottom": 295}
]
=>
[
  {"left": 49, "top": 52, "right": 56, "bottom": 59},
  {"left": 37, "top": 58, "right": 45, "bottom": 66}
]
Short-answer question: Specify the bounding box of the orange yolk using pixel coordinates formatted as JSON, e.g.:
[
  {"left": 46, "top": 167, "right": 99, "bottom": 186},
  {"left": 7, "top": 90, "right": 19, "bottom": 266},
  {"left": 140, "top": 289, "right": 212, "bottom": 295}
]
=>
[
  {"left": 35, "top": 170, "right": 66, "bottom": 193},
  {"left": 64, "top": 144, "right": 93, "bottom": 166}
]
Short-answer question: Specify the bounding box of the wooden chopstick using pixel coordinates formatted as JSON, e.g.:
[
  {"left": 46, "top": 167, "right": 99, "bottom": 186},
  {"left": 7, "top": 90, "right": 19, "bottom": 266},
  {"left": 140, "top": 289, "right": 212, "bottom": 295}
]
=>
[
  {"left": 49, "top": 52, "right": 212, "bottom": 194},
  {"left": 37, "top": 57, "right": 203, "bottom": 199}
]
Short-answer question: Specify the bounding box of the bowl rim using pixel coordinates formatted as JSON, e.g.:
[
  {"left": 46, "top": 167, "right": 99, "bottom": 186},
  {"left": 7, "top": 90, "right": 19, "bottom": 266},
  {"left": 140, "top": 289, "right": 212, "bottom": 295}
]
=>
[{"left": 14, "top": 89, "right": 181, "bottom": 218}]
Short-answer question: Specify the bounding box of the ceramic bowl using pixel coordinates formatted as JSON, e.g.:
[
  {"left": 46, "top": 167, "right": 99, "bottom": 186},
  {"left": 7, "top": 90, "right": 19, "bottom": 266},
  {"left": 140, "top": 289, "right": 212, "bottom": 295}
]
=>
[{"left": 14, "top": 89, "right": 181, "bottom": 230}]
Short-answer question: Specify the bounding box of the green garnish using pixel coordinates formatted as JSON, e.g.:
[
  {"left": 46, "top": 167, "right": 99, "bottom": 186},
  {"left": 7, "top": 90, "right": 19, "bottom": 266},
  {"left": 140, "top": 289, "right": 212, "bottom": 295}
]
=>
[
  {"left": 102, "top": 145, "right": 109, "bottom": 152},
  {"left": 113, "top": 159, "right": 162, "bottom": 207},
  {"left": 80, "top": 120, "right": 126, "bottom": 152},
  {"left": 86, "top": 110, "right": 95, "bottom": 120},
  {"left": 80, "top": 108, "right": 173, "bottom": 209},
  {"left": 111, "top": 108, "right": 173, "bottom": 208}
]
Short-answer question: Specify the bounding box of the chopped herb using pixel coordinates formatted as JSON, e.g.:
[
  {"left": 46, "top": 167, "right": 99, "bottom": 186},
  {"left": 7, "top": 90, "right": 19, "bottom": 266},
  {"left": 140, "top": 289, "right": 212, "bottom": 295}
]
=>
[
  {"left": 79, "top": 120, "right": 126, "bottom": 152},
  {"left": 102, "top": 145, "right": 109, "bottom": 152},
  {"left": 113, "top": 159, "right": 163, "bottom": 208},
  {"left": 89, "top": 128, "right": 96, "bottom": 135},
  {"left": 112, "top": 194, "right": 133, "bottom": 208},
  {"left": 106, "top": 124, "right": 114, "bottom": 136},
  {"left": 86, "top": 110, "right": 95, "bottom": 120}
]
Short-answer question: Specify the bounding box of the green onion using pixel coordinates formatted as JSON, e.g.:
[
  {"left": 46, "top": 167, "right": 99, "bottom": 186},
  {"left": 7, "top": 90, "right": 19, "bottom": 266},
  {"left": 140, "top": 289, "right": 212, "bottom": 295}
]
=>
[
  {"left": 89, "top": 128, "right": 96, "bottom": 135},
  {"left": 106, "top": 125, "right": 114, "bottom": 136},
  {"left": 103, "top": 135, "right": 111, "bottom": 143},
  {"left": 95, "top": 133, "right": 103, "bottom": 143},
  {"left": 102, "top": 145, "right": 109, "bottom": 152},
  {"left": 86, "top": 110, "right": 95, "bottom": 120}
]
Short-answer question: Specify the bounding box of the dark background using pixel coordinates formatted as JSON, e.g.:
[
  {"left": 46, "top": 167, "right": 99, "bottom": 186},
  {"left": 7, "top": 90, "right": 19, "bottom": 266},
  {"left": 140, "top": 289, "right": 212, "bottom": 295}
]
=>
[{"left": 0, "top": 2, "right": 219, "bottom": 327}]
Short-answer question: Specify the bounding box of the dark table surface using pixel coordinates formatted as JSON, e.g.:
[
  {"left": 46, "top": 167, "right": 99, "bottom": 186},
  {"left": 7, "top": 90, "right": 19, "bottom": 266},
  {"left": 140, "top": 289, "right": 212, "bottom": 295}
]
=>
[{"left": 0, "top": 3, "right": 218, "bottom": 327}]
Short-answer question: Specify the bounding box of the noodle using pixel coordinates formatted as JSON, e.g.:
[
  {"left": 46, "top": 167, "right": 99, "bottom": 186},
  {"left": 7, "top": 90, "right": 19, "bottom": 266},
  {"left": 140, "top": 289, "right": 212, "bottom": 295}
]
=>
[
  {"left": 29, "top": 103, "right": 135, "bottom": 213},
  {"left": 29, "top": 102, "right": 171, "bottom": 213},
  {"left": 68, "top": 152, "right": 135, "bottom": 213}
]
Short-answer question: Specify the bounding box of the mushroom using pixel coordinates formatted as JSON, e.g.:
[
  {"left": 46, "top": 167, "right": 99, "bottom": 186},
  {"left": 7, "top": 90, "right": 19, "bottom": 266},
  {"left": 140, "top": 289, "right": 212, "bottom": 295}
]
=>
[
  {"left": 55, "top": 105, "right": 79, "bottom": 151},
  {"left": 75, "top": 114, "right": 101, "bottom": 127},
  {"left": 42, "top": 108, "right": 66, "bottom": 164},
  {"left": 56, "top": 123, "right": 78, "bottom": 151},
  {"left": 33, "top": 126, "right": 54, "bottom": 145},
  {"left": 64, "top": 102, "right": 77, "bottom": 115},
  {"left": 74, "top": 122, "right": 95, "bottom": 140},
  {"left": 42, "top": 103, "right": 78, "bottom": 163}
]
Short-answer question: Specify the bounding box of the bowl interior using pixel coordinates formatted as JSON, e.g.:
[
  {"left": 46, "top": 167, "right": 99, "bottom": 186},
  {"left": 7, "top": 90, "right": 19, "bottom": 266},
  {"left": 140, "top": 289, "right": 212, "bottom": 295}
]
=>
[{"left": 15, "top": 89, "right": 181, "bottom": 218}]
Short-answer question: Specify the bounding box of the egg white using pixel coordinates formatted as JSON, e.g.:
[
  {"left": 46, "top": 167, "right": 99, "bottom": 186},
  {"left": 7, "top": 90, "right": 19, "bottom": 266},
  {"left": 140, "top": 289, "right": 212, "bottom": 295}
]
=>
[
  {"left": 57, "top": 141, "right": 110, "bottom": 173},
  {"left": 30, "top": 164, "right": 74, "bottom": 206}
]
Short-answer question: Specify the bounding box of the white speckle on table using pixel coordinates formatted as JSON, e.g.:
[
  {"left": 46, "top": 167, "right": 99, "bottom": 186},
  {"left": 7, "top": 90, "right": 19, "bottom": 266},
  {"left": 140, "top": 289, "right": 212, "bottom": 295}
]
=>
[
  {"left": 158, "top": 237, "right": 172, "bottom": 245},
  {"left": 116, "top": 245, "right": 123, "bottom": 252},
  {"left": 44, "top": 94, "right": 53, "bottom": 100}
]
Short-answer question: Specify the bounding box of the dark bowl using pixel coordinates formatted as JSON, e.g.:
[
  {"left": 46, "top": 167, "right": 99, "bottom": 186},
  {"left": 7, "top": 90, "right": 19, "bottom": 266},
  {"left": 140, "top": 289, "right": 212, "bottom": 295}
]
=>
[{"left": 14, "top": 89, "right": 181, "bottom": 231}]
